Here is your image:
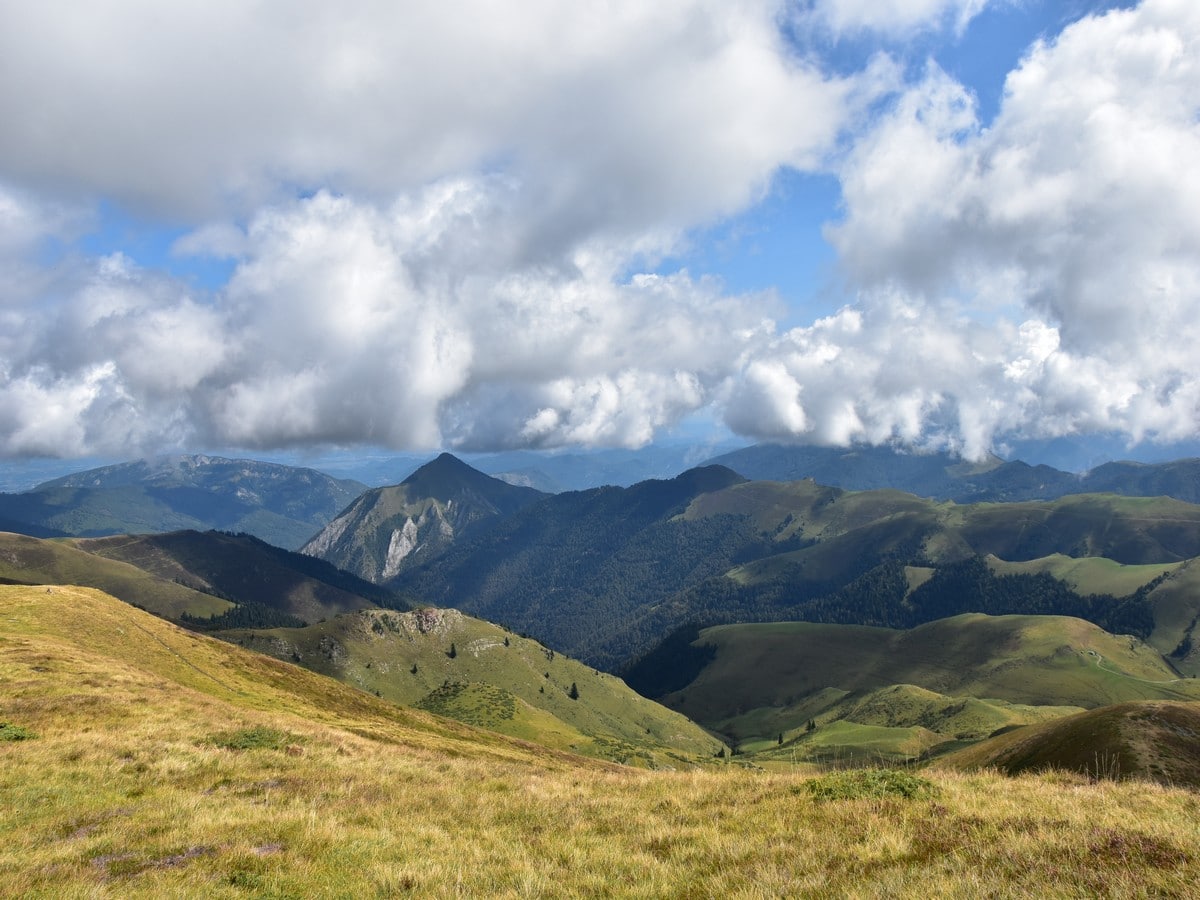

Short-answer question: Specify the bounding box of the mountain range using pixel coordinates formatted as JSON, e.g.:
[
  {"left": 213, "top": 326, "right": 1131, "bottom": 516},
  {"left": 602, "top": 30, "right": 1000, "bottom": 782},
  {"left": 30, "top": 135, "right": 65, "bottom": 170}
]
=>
[
  {"left": 705, "top": 444, "right": 1200, "bottom": 504},
  {"left": 6, "top": 442, "right": 1200, "bottom": 782},
  {"left": 303, "top": 457, "right": 1200, "bottom": 673},
  {"left": 0, "top": 455, "right": 366, "bottom": 550}
]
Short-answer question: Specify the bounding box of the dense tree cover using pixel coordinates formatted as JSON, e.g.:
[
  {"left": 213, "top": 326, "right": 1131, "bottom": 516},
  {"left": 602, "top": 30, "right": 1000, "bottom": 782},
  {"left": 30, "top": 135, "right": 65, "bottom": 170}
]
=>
[
  {"left": 182, "top": 601, "right": 306, "bottom": 631},
  {"left": 394, "top": 469, "right": 754, "bottom": 668},
  {"left": 389, "top": 460, "right": 1190, "bottom": 672},
  {"left": 905, "top": 557, "right": 1155, "bottom": 638}
]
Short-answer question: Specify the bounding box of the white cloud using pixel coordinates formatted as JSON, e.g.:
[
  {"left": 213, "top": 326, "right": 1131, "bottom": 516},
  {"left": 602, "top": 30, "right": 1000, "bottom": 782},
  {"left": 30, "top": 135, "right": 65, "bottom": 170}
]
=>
[
  {"left": 0, "top": 0, "right": 850, "bottom": 238},
  {"left": 3, "top": 1, "right": 1199, "bottom": 462},
  {"left": 766, "top": 0, "right": 1200, "bottom": 457},
  {"left": 0, "top": 184, "right": 776, "bottom": 456}
]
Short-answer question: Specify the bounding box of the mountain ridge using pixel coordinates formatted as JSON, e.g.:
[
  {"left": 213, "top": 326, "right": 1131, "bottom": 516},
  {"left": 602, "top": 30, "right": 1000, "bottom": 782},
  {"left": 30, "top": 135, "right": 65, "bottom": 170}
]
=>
[{"left": 0, "top": 455, "right": 367, "bottom": 549}]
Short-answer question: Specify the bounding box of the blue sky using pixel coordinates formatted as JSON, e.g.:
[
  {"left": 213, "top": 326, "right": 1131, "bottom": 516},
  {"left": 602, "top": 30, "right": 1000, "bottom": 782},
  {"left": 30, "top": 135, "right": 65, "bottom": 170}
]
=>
[{"left": 1, "top": 0, "right": 1198, "bottom": 470}]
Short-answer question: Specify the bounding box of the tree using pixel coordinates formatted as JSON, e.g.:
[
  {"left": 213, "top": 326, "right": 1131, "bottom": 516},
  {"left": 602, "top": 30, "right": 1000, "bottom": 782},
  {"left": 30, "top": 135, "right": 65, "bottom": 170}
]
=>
[
  {"left": 777, "top": 733, "right": 783, "bottom": 745},
  {"left": 447, "top": 643, "right": 457, "bottom": 659},
  {"left": 806, "top": 719, "right": 816, "bottom": 733},
  {"left": 569, "top": 682, "right": 579, "bottom": 700}
]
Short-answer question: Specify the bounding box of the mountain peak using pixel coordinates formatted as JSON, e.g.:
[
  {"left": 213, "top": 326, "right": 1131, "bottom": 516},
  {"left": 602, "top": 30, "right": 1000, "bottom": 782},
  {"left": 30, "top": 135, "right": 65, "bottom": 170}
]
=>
[{"left": 400, "top": 452, "right": 533, "bottom": 502}]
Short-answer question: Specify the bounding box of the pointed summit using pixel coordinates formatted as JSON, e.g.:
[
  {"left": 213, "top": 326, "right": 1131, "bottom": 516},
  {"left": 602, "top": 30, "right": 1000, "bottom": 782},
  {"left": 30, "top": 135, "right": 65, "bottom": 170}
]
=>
[
  {"left": 400, "top": 453, "right": 522, "bottom": 503},
  {"left": 302, "top": 454, "right": 546, "bottom": 583}
]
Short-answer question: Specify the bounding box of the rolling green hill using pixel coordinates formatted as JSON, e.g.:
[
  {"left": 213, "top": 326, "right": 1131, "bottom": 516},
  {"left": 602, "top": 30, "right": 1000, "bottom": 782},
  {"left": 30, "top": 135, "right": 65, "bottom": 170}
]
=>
[
  {"left": 0, "top": 531, "right": 231, "bottom": 620},
  {"left": 77, "top": 530, "right": 409, "bottom": 627},
  {"left": 0, "top": 455, "right": 366, "bottom": 549},
  {"left": 218, "top": 607, "right": 722, "bottom": 765},
  {"left": 628, "top": 614, "right": 1200, "bottom": 754}
]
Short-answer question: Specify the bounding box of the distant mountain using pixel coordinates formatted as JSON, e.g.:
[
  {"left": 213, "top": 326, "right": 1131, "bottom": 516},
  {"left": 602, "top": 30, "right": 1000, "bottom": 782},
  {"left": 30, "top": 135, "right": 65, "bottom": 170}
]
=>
[
  {"left": 704, "top": 444, "right": 1200, "bottom": 504},
  {"left": 220, "top": 606, "right": 723, "bottom": 765},
  {"left": 392, "top": 463, "right": 762, "bottom": 668},
  {"left": 467, "top": 443, "right": 747, "bottom": 492},
  {"left": 396, "top": 473, "right": 1200, "bottom": 671},
  {"left": 0, "top": 455, "right": 368, "bottom": 549},
  {"left": 301, "top": 453, "right": 547, "bottom": 581},
  {"left": 702, "top": 444, "right": 1005, "bottom": 495}
]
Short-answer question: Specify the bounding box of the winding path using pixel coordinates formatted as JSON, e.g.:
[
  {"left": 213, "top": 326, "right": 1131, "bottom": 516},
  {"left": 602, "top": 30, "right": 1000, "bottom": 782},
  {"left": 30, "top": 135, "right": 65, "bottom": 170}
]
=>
[{"left": 1082, "top": 648, "right": 1186, "bottom": 686}]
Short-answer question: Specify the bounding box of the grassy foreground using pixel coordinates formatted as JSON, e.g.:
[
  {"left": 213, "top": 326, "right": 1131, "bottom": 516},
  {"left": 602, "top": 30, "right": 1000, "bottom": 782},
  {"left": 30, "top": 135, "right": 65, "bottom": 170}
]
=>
[{"left": 4, "top": 587, "right": 1200, "bottom": 897}]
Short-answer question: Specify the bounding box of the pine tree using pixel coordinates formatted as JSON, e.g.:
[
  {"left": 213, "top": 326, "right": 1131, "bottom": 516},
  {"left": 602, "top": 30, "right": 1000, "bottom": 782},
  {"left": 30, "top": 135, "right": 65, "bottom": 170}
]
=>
[{"left": 569, "top": 682, "right": 579, "bottom": 700}]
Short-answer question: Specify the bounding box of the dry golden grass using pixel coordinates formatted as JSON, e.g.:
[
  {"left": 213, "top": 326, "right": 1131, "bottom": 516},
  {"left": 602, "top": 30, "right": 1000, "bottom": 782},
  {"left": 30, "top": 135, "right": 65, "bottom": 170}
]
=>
[{"left": 4, "top": 585, "right": 1200, "bottom": 897}]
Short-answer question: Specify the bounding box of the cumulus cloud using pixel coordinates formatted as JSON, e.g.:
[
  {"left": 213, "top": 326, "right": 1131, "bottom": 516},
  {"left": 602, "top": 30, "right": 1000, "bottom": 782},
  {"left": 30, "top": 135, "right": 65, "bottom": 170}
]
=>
[
  {"left": 0, "top": 184, "right": 776, "bottom": 456},
  {"left": 732, "top": 0, "right": 1200, "bottom": 457},
  {"left": 2, "top": 0, "right": 1199, "bottom": 461},
  {"left": 0, "top": 0, "right": 849, "bottom": 237}
]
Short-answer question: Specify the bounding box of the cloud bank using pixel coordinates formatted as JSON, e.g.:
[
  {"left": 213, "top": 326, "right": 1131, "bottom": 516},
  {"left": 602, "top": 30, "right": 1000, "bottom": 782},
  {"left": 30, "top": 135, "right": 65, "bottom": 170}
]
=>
[{"left": 1, "top": 0, "right": 1198, "bottom": 460}]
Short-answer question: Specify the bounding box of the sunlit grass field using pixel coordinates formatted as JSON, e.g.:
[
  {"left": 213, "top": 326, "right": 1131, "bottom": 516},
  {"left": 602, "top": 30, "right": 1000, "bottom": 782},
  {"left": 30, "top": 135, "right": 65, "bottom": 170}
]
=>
[{"left": 4, "top": 585, "right": 1200, "bottom": 897}]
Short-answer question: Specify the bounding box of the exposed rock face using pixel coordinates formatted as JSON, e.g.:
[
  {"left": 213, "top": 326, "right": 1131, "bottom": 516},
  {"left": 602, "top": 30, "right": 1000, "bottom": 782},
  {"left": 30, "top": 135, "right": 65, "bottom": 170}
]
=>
[
  {"left": 302, "top": 454, "right": 545, "bottom": 583},
  {"left": 381, "top": 519, "right": 421, "bottom": 580}
]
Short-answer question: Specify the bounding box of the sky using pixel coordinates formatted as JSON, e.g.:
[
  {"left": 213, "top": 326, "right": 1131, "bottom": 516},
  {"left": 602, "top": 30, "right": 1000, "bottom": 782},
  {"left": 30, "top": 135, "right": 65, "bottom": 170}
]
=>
[{"left": 2, "top": 0, "right": 1198, "bottom": 467}]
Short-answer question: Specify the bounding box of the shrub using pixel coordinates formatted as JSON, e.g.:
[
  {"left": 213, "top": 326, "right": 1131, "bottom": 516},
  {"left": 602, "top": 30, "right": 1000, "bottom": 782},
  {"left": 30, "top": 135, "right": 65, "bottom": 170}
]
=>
[
  {"left": 207, "top": 726, "right": 293, "bottom": 751},
  {"left": 0, "top": 722, "right": 34, "bottom": 742},
  {"left": 803, "top": 768, "right": 939, "bottom": 802}
]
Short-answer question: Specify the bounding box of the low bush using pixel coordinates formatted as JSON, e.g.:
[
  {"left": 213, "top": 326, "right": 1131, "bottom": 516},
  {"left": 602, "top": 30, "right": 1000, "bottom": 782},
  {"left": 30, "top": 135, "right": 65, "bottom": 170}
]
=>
[
  {"left": 207, "top": 726, "right": 294, "bottom": 751},
  {"left": 0, "top": 722, "right": 35, "bottom": 742},
  {"left": 803, "top": 767, "right": 939, "bottom": 801}
]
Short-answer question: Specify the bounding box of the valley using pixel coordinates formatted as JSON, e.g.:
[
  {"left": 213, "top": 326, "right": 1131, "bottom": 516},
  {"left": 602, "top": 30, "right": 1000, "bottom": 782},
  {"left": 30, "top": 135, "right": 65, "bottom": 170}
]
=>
[{"left": 3, "top": 445, "right": 1200, "bottom": 894}]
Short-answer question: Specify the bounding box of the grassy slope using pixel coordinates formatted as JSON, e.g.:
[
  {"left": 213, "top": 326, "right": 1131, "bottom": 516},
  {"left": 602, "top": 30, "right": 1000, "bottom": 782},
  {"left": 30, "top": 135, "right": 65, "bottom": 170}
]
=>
[
  {"left": 0, "top": 532, "right": 230, "bottom": 619},
  {"left": 939, "top": 701, "right": 1200, "bottom": 787},
  {"left": 1143, "top": 557, "right": 1200, "bottom": 674},
  {"left": 987, "top": 553, "right": 1180, "bottom": 596},
  {"left": 657, "top": 614, "right": 1200, "bottom": 750},
  {"left": 4, "top": 584, "right": 1200, "bottom": 897},
  {"left": 986, "top": 553, "right": 1200, "bottom": 676},
  {"left": 219, "top": 608, "right": 722, "bottom": 765},
  {"left": 76, "top": 531, "right": 395, "bottom": 624}
]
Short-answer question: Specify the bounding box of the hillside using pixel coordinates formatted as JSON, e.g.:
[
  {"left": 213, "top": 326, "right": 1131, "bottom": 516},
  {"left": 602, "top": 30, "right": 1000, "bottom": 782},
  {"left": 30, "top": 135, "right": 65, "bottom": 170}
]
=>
[
  {"left": 77, "top": 530, "right": 410, "bottom": 627},
  {"left": 5, "top": 584, "right": 1200, "bottom": 896},
  {"left": 302, "top": 453, "right": 547, "bottom": 581},
  {"left": 626, "top": 614, "right": 1200, "bottom": 752},
  {"left": 218, "top": 607, "right": 722, "bottom": 765},
  {"left": 394, "top": 463, "right": 751, "bottom": 668},
  {"left": 0, "top": 455, "right": 367, "bottom": 550},
  {"left": 938, "top": 701, "right": 1200, "bottom": 786},
  {"left": 0, "top": 531, "right": 231, "bottom": 620},
  {"left": 395, "top": 466, "right": 1200, "bottom": 670},
  {"left": 0, "top": 530, "right": 408, "bottom": 629}
]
